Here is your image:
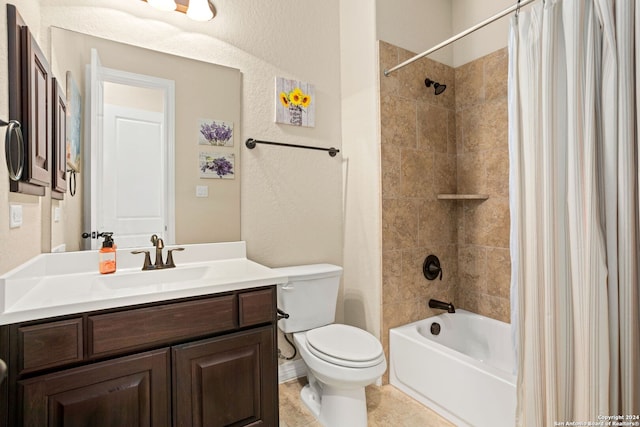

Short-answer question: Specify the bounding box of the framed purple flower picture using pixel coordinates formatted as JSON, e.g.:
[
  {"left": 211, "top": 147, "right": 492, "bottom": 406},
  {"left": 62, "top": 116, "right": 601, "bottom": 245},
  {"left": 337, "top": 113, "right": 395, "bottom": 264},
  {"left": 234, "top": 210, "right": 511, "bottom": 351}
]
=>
[
  {"left": 198, "top": 118, "right": 234, "bottom": 146},
  {"left": 199, "top": 153, "right": 235, "bottom": 179}
]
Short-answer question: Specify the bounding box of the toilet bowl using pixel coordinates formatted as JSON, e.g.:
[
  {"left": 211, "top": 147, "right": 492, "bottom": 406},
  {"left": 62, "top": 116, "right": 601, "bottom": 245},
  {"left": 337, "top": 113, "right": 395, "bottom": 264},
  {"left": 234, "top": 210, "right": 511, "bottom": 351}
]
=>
[{"left": 275, "top": 264, "right": 387, "bottom": 427}]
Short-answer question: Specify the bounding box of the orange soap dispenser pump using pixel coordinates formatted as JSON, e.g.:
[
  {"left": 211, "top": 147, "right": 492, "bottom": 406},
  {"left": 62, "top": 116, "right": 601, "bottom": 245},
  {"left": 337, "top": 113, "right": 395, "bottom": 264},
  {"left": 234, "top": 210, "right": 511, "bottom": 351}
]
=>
[{"left": 98, "top": 232, "right": 117, "bottom": 274}]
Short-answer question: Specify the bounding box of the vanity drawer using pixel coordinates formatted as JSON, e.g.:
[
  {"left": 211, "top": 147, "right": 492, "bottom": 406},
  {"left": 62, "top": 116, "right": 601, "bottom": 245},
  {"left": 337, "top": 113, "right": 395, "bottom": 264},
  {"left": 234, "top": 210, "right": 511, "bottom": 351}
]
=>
[
  {"left": 88, "top": 295, "right": 237, "bottom": 358},
  {"left": 239, "top": 288, "right": 275, "bottom": 327},
  {"left": 19, "top": 318, "right": 83, "bottom": 374}
]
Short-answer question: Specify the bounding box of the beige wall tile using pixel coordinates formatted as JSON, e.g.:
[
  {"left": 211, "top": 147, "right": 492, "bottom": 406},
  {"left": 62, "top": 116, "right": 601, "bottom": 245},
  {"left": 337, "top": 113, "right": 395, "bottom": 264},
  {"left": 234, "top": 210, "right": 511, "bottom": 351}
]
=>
[
  {"left": 484, "top": 47, "right": 508, "bottom": 102},
  {"left": 486, "top": 247, "right": 511, "bottom": 299},
  {"left": 379, "top": 41, "right": 400, "bottom": 96},
  {"left": 478, "top": 295, "right": 510, "bottom": 323},
  {"left": 382, "top": 198, "right": 420, "bottom": 251},
  {"left": 381, "top": 94, "right": 417, "bottom": 148},
  {"left": 401, "top": 149, "right": 434, "bottom": 198},
  {"left": 448, "top": 110, "right": 457, "bottom": 155},
  {"left": 418, "top": 102, "right": 449, "bottom": 153},
  {"left": 381, "top": 144, "right": 401, "bottom": 198},
  {"left": 485, "top": 149, "right": 509, "bottom": 198},
  {"left": 457, "top": 152, "right": 486, "bottom": 194},
  {"left": 461, "top": 99, "right": 508, "bottom": 152},
  {"left": 462, "top": 198, "right": 510, "bottom": 248},
  {"left": 455, "top": 58, "right": 484, "bottom": 110},
  {"left": 418, "top": 200, "right": 457, "bottom": 247},
  {"left": 434, "top": 154, "right": 457, "bottom": 194},
  {"left": 458, "top": 244, "right": 487, "bottom": 294}
]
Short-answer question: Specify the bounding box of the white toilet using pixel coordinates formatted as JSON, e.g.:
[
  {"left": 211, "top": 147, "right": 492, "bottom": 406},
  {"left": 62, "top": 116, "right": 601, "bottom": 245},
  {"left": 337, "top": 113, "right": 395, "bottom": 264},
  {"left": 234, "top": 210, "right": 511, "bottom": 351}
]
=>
[{"left": 275, "top": 264, "right": 386, "bottom": 427}]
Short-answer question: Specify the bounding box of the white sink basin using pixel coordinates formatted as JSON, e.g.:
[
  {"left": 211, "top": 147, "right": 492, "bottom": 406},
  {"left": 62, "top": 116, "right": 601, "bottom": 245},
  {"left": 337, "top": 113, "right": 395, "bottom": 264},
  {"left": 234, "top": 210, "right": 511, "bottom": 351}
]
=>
[{"left": 0, "top": 242, "right": 287, "bottom": 325}]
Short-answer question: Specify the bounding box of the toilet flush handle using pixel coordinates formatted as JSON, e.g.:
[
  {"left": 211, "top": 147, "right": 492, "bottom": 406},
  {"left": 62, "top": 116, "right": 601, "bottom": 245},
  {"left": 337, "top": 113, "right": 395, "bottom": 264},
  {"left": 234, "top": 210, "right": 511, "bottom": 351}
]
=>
[{"left": 277, "top": 308, "right": 290, "bottom": 320}]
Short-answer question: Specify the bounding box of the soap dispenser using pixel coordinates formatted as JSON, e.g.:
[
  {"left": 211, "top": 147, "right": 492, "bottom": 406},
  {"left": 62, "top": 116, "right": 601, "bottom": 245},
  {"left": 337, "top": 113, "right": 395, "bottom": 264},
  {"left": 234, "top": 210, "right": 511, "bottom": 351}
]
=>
[{"left": 99, "top": 232, "right": 117, "bottom": 274}]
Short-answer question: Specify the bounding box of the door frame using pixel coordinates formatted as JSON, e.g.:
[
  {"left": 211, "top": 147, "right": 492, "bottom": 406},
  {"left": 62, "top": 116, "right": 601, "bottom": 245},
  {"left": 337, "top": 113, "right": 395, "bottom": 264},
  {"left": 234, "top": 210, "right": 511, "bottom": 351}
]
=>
[{"left": 84, "top": 51, "right": 175, "bottom": 249}]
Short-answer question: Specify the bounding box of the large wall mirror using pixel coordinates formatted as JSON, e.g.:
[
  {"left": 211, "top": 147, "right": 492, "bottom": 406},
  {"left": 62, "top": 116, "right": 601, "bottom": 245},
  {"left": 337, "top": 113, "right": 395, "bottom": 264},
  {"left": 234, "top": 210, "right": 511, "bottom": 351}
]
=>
[{"left": 49, "top": 27, "right": 241, "bottom": 252}]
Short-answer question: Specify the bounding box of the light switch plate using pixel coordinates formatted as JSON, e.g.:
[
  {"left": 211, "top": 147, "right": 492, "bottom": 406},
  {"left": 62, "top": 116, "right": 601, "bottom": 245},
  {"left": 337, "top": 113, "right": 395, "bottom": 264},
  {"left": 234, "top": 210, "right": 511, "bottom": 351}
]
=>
[
  {"left": 196, "top": 185, "right": 209, "bottom": 198},
  {"left": 54, "top": 207, "right": 61, "bottom": 223},
  {"left": 10, "top": 205, "right": 22, "bottom": 228}
]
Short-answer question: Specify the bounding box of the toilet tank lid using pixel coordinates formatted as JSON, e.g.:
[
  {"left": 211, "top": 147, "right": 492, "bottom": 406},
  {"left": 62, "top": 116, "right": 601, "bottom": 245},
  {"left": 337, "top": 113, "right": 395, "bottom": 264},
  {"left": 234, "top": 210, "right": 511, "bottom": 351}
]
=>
[{"left": 272, "top": 263, "right": 342, "bottom": 282}]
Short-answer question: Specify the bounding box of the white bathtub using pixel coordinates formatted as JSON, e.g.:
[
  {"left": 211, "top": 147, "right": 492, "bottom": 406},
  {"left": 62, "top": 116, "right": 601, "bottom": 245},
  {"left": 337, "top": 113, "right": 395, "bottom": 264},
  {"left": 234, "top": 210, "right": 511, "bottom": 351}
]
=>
[{"left": 389, "top": 309, "right": 516, "bottom": 427}]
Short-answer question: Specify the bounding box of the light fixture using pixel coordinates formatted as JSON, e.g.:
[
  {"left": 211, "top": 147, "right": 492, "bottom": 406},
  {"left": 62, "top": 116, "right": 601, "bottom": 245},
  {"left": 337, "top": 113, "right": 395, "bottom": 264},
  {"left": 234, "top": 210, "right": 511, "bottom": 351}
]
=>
[
  {"left": 143, "top": 0, "right": 215, "bottom": 21},
  {"left": 186, "top": 0, "right": 214, "bottom": 21}
]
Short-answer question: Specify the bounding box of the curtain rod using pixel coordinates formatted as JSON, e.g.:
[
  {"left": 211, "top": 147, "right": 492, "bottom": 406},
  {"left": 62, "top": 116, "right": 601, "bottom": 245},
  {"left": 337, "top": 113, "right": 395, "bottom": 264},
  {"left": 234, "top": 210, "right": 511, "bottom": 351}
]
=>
[{"left": 383, "top": 0, "right": 536, "bottom": 76}]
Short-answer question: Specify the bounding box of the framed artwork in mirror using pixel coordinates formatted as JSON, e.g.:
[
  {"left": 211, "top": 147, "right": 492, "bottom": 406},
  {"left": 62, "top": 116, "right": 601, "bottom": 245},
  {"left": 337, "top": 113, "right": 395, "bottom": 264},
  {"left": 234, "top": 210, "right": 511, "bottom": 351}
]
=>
[
  {"left": 198, "top": 118, "right": 234, "bottom": 146},
  {"left": 66, "top": 71, "right": 81, "bottom": 172},
  {"left": 199, "top": 152, "right": 234, "bottom": 179}
]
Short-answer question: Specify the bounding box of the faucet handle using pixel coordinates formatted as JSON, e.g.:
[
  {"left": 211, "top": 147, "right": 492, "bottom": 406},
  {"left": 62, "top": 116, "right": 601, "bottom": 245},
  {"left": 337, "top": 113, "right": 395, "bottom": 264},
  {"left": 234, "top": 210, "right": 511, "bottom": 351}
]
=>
[
  {"left": 165, "top": 247, "right": 184, "bottom": 268},
  {"left": 131, "top": 250, "right": 153, "bottom": 270}
]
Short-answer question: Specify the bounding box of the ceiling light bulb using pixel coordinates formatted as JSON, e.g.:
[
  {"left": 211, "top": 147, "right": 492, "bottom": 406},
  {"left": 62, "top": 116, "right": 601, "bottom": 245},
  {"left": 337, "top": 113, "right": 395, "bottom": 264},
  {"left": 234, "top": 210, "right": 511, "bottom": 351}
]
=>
[
  {"left": 147, "top": 0, "right": 177, "bottom": 12},
  {"left": 187, "top": 0, "right": 214, "bottom": 21}
]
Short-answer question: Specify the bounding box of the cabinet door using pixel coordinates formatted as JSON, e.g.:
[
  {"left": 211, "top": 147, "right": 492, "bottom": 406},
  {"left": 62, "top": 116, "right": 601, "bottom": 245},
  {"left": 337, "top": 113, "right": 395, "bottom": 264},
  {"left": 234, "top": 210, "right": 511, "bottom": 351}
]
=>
[
  {"left": 173, "top": 327, "right": 277, "bottom": 427},
  {"left": 19, "top": 348, "right": 170, "bottom": 427}
]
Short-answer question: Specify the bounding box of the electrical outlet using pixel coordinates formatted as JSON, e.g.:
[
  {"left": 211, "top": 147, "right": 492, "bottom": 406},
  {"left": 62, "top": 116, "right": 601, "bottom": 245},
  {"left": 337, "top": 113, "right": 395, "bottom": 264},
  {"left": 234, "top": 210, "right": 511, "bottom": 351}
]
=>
[
  {"left": 196, "top": 185, "right": 209, "bottom": 198},
  {"left": 53, "top": 207, "right": 61, "bottom": 223},
  {"left": 10, "top": 205, "right": 22, "bottom": 228}
]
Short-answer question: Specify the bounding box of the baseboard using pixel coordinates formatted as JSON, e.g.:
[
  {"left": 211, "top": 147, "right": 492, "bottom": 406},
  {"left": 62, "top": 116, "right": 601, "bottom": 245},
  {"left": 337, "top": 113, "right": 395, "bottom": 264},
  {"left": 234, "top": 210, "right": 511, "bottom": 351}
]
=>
[{"left": 278, "top": 358, "right": 307, "bottom": 383}]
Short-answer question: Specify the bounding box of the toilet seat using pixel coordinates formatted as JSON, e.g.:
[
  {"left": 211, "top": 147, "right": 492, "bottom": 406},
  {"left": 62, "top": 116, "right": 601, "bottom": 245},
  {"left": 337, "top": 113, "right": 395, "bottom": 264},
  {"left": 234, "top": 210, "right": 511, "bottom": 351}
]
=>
[{"left": 305, "top": 324, "right": 384, "bottom": 368}]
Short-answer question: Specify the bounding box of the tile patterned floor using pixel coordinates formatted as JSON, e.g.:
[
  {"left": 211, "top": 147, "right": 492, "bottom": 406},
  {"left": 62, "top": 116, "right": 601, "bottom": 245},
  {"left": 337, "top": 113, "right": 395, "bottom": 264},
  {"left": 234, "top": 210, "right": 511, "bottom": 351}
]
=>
[{"left": 279, "top": 378, "right": 455, "bottom": 427}]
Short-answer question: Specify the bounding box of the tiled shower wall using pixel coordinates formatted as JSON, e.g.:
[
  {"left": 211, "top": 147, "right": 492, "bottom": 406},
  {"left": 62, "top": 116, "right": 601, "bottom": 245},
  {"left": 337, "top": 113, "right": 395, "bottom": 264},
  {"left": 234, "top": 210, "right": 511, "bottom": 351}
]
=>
[
  {"left": 378, "top": 42, "right": 511, "bottom": 381},
  {"left": 379, "top": 41, "right": 458, "bottom": 382},
  {"left": 455, "top": 48, "right": 511, "bottom": 323}
]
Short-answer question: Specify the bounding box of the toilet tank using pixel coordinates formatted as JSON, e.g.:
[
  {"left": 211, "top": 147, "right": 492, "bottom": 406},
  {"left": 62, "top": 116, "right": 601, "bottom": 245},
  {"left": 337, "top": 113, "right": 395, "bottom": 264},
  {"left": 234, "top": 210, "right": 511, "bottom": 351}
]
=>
[{"left": 273, "top": 264, "right": 343, "bottom": 333}]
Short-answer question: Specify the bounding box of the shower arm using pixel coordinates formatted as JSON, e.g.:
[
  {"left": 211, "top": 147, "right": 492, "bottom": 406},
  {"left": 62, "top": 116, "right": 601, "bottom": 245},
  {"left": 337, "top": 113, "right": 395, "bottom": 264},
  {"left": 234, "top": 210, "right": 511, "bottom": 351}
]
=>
[{"left": 383, "top": 0, "right": 536, "bottom": 76}]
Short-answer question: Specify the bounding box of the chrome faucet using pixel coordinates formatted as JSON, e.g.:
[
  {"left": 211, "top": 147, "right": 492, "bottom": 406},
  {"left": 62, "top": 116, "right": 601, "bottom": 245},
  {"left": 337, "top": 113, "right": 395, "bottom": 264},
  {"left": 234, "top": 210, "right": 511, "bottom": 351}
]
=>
[
  {"left": 429, "top": 299, "right": 455, "bottom": 313},
  {"left": 131, "top": 234, "right": 184, "bottom": 271}
]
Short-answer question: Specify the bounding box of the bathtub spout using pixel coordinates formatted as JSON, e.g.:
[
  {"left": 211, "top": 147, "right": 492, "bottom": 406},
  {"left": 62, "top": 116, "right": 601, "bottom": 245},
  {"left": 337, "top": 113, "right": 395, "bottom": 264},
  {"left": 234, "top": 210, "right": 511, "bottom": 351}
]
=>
[{"left": 428, "top": 299, "right": 455, "bottom": 313}]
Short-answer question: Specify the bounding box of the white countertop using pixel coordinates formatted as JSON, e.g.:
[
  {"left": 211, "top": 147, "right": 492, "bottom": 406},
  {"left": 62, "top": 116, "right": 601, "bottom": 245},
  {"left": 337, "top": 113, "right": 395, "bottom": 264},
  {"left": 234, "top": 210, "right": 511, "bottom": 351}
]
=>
[{"left": 0, "top": 242, "right": 287, "bottom": 325}]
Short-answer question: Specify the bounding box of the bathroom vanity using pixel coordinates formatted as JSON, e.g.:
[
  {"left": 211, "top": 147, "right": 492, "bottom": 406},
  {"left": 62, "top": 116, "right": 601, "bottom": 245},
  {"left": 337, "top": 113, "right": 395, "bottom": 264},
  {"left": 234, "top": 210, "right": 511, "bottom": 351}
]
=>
[{"left": 0, "top": 242, "right": 285, "bottom": 427}]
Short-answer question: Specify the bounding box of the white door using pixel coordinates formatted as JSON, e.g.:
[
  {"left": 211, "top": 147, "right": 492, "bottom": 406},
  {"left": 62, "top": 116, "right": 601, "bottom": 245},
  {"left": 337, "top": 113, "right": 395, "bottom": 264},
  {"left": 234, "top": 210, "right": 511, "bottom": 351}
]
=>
[
  {"left": 100, "top": 105, "right": 166, "bottom": 248},
  {"left": 84, "top": 48, "right": 175, "bottom": 250}
]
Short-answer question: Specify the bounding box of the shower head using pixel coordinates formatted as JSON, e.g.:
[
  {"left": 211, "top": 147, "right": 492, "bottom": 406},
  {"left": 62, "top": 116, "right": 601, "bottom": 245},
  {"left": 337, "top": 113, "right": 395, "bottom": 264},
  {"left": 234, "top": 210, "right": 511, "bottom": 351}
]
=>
[{"left": 425, "top": 78, "right": 446, "bottom": 95}]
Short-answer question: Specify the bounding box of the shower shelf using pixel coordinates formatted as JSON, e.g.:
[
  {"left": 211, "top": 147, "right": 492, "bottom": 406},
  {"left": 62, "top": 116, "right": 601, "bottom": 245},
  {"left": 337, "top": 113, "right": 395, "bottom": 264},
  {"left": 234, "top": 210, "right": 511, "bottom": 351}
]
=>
[{"left": 437, "top": 194, "right": 489, "bottom": 200}]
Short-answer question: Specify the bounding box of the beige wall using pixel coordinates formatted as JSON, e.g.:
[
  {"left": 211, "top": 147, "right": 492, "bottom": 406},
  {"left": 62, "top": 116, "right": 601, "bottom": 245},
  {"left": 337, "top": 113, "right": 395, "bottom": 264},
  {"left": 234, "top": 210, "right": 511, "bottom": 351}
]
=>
[
  {"left": 376, "top": 0, "right": 453, "bottom": 66},
  {"left": 1, "top": 1, "right": 343, "bottom": 284},
  {"left": 451, "top": 0, "right": 513, "bottom": 67},
  {"left": 340, "top": 0, "right": 382, "bottom": 338},
  {"left": 0, "top": 0, "right": 44, "bottom": 270}
]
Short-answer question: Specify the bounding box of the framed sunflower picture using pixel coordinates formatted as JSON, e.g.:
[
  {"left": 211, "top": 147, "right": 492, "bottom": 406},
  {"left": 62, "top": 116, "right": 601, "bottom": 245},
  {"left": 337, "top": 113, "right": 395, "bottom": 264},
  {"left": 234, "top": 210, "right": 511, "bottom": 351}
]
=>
[{"left": 275, "top": 77, "right": 315, "bottom": 127}]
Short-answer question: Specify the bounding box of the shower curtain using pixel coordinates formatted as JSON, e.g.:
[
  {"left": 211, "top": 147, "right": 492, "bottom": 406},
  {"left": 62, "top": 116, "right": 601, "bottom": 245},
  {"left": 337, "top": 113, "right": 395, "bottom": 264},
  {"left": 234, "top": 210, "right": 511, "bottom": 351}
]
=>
[{"left": 508, "top": 0, "right": 640, "bottom": 425}]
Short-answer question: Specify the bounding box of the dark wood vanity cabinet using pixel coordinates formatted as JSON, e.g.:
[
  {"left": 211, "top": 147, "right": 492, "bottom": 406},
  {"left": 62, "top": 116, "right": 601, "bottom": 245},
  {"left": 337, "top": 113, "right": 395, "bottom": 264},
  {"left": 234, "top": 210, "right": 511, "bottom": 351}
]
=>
[
  {"left": 20, "top": 348, "right": 171, "bottom": 427},
  {"left": 0, "top": 286, "right": 278, "bottom": 427}
]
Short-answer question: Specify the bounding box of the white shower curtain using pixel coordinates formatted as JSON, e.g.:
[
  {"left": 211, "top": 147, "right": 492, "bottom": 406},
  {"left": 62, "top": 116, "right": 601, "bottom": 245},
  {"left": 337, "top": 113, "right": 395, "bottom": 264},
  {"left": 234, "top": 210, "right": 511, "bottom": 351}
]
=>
[{"left": 509, "top": 0, "right": 640, "bottom": 425}]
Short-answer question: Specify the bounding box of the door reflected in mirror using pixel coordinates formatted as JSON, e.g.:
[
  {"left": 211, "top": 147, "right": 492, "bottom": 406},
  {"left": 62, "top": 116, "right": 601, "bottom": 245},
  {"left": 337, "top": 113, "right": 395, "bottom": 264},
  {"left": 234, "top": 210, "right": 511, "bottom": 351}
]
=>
[{"left": 49, "top": 28, "right": 241, "bottom": 252}]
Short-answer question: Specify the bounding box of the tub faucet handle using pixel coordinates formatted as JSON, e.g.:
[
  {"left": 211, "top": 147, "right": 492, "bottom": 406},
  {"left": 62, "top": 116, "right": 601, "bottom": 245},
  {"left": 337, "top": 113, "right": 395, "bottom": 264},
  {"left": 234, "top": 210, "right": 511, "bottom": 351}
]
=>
[{"left": 423, "top": 255, "right": 443, "bottom": 280}]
